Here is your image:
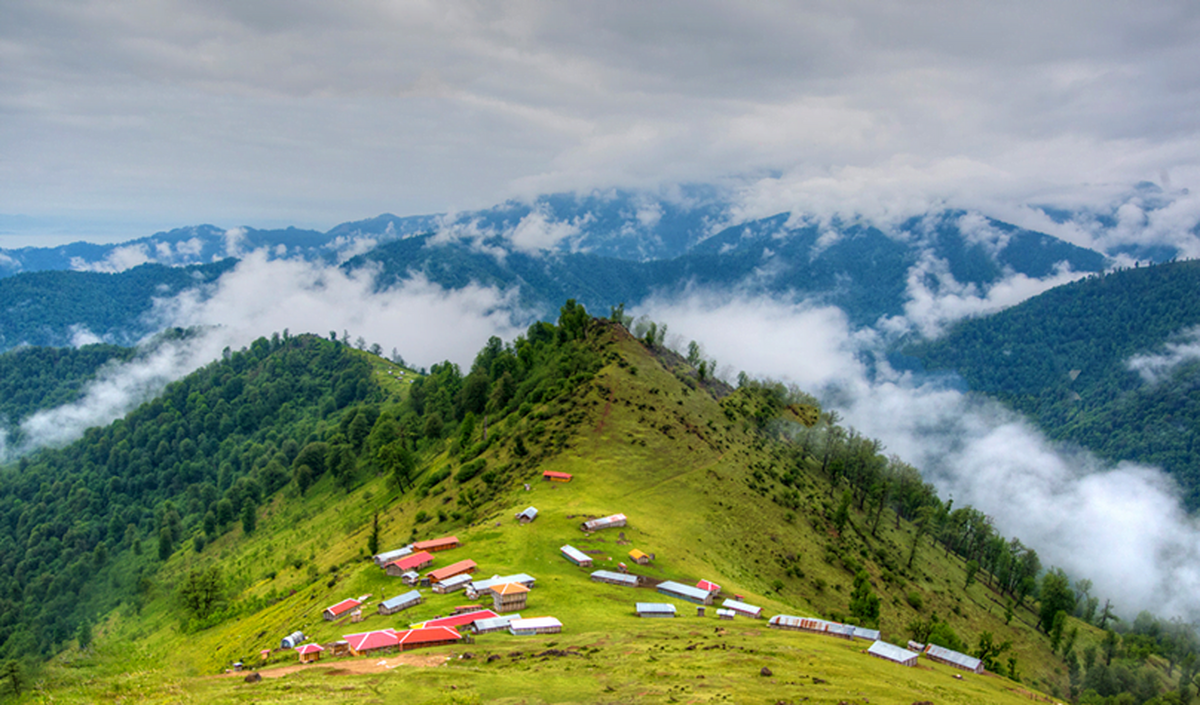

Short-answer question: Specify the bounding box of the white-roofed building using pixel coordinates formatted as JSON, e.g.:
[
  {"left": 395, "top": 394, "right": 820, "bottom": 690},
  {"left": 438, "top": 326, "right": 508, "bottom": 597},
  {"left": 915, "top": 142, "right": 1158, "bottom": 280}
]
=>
[
  {"left": 591, "top": 570, "right": 639, "bottom": 587},
  {"left": 720, "top": 598, "right": 763, "bottom": 618},
  {"left": 636, "top": 603, "right": 677, "bottom": 618},
  {"left": 509, "top": 617, "right": 562, "bottom": 635},
  {"left": 657, "top": 581, "right": 714, "bottom": 605},
  {"left": 867, "top": 640, "right": 919, "bottom": 667},
  {"left": 924, "top": 644, "right": 984, "bottom": 673}
]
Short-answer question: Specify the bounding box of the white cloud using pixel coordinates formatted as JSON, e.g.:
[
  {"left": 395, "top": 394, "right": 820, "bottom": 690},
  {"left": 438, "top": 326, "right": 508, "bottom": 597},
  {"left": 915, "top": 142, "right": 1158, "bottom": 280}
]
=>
[
  {"left": 508, "top": 206, "right": 584, "bottom": 253},
  {"left": 69, "top": 243, "right": 154, "bottom": 273},
  {"left": 1128, "top": 326, "right": 1200, "bottom": 384}
]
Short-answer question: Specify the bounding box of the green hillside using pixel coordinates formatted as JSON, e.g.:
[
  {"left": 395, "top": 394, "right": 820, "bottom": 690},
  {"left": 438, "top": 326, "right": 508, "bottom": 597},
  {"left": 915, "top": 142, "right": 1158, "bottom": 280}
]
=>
[
  {"left": 907, "top": 259, "right": 1200, "bottom": 508},
  {"left": 0, "top": 305, "right": 1190, "bottom": 704}
]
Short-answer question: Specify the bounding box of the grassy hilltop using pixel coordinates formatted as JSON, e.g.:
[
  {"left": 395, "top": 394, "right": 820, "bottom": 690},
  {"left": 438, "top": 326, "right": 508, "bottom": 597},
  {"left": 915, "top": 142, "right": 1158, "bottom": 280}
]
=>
[{"left": 1, "top": 311, "right": 1171, "bottom": 704}]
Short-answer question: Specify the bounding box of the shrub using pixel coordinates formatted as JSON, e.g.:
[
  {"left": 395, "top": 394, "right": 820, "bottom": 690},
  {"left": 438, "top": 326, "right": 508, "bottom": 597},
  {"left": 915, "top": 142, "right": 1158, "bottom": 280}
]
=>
[{"left": 906, "top": 591, "right": 924, "bottom": 611}]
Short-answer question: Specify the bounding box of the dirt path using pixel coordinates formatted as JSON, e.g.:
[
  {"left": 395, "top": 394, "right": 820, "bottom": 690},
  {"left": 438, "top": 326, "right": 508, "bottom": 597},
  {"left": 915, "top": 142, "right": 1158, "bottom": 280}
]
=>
[{"left": 228, "top": 652, "right": 452, "bottom": 679}]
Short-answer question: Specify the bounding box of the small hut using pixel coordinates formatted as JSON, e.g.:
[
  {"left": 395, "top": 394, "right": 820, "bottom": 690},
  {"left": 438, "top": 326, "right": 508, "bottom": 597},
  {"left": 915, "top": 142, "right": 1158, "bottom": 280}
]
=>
[
  {"left": 490, "top": 582, "right": 530, "bottom": 613},
  {"left": 628, "top": 549, "right": 651, "bottom": 565},
  {"left": 515, "top": 507, "right": 539, "bottom": 524},
  {"left": 560, "top": 545, "right": 593, "bottom": 567},
  {"left": 696, "top": 579, "right": 721, "bottom": 596},
  {"left": 636, "top": 603, "right": 677, "bottom": 618},
  {"left": 412, "top": 536, "right": 461, "bottom": 553},
  {"left": 717, "top": 608, "right": 736, "bottom": 620},
  {"left": 323, "top": 598, "right": 362, "bottom": 621},
  {"left": 295, "top": 643, "right": 324, "bottom": 664},
  {"left": 472, "top": 614, "right": 522, "bottom": 634},
  {"left": 378, "top": 590, "right": 423, "bottom": 616},
  {"left": 330, "top": 640, "right": 350, "bottom": 657},
  {"left": 543, "top": 471, "right": 573, "bottom": 482},
  {"left": 432, "top": 573, "right": 474, "bottom": 594}
]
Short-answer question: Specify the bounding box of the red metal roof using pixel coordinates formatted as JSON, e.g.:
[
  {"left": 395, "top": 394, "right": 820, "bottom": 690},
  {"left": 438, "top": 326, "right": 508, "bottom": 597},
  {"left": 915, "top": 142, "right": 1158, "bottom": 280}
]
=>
[
  {"left": 412, "top": 536, "right": 460, "bottom": 551},
  {"left": 294, "top": 643, "right": 324, "bottom": 654},
  {"left": 428, "top": 559, "right": 477, "bottom": 582},
  {"left": 396, "top": 626, "right": 464, "bottom": 645},
  {"left": 325, "top": 598, "right": 362, "bottom": 616},
  {"left": 389, "top": 551, "right": 435, "bottom": 571},
  {"left": 697, "top": 580, "right": 721, "bottom": 593},
  {"left": 421, "top": 609, "right": 499, "bottom": 630},
  {"left": 343, "top": 629, "right": 399, "bottom": 652},
  {"left": 543, "top": 471, "right": 573, "bottom": 480}
]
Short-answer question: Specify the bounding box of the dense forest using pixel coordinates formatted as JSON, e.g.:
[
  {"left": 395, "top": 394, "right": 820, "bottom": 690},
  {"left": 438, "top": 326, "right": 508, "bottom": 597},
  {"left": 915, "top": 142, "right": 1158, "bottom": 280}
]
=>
[
  {"left": 0, "top": 259, "right": 236, "bottom": 350},
  {"left": 0, "top": 344, "right": 136, "bottom": 446},
  {"left": 908, "top": 260, "right": 1200, "bottom": 508}
]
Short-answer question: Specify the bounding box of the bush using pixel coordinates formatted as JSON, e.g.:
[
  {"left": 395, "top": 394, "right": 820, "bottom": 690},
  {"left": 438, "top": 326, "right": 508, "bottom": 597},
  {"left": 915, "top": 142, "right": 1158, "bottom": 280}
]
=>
[
  {"left": 906, "top": 591, "right": 924, "bottom": 611},
  {"left": 414, "top": 510, "right": 429, "bottom": 524},
  {"left": 455, "top": 459, "right": 486, "bottom": 483}
]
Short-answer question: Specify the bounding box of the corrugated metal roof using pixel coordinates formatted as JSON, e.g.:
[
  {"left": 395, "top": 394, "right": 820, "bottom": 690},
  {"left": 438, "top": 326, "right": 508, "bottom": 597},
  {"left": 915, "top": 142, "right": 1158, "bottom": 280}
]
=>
[
  {"left": 473, "top": 614, "right": 521, "bottom": 631},
  {"left": 628, "top": 549, "right": 648, "bottom": 560},
  {"left": 343, "top": 629, "right": 399, "bottom": 651},
  {"left": 716, "top": 609, "right": 737, "bottom": 618},
  {"left": 560, "top": 545, "right": 591, "bottom": 563},
  {"left": 420, "top": 609, "right": 500, "bottom": 630},
  {"left": 517, "top": 506, "right": 538, "bottom": 520},
  {"left": 826, "top": 623, "right": 855, "bottom": 638},
  {"left": 591, "top": 570, "right": 639, "bottom": 586},
  {"left": 696, "top": 579, "right": 721, "bottom": 592},
  {"left": 326, "top": 598, "right": 362, "bottom": 615},
  {"left": 413, "top": 536, "right": 460, "bottom": 551},
  {"left": 867, "top": 640, "right": 919, "bottom": 664},
  {"left": 390, "top": 551, "right": 434, "bottom": 571},
  {"left": 374, "top": 547, "right": 413, "bottom": 565},
  {"left": 435, "top": 573, "right": 474, "bottom": 589},
  {"left": 471, "top": 573, "right": 537, "bottom": 592},
  {"left": 583, "top": 513, "right": 627, "bottom": 530},
  {"left": 428, "top": 559, "right": 477, "bottom": 582},
  {"left": 849, "top": 626, "right": 881, "bottom": 641},
  {"left": 636, "top": 602, "right": 676, "bottom": 614},
  {"left": 925, "top": 644, "right": 983, "bottom": 671},
  {"left": 380, "top": 590, "right": 422, "bottom": 610},
  {"left": 721, "top": 598, "right": 762, "bottom": 615},
  {"left": 657, "top": 581, "right": 711, "bottom": 602},
  {"left": 294, "top": 643, "right": 324, "bottom": 654},
  {"left": 395, "top": 626, "right": 463, "bottom": 645},
  {"left": 509, "top": 616, "right": 562, "bottom": 632}
]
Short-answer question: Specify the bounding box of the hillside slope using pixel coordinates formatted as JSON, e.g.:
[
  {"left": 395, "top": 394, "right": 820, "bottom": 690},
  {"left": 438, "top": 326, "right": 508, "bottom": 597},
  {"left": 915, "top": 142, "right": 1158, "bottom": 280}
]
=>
[
  {"left": 4, "top": 312, "right": 1166, "bottom": 704},
  {"left": 907, "top": 259, "right": 1200, "bottom": 508}
]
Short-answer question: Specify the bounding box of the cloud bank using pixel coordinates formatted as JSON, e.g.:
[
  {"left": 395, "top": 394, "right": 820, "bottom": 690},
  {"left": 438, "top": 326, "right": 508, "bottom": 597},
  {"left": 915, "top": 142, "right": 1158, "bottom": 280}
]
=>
[{"left": 638, "top": 290, "right": 1200, "bottom": 620}]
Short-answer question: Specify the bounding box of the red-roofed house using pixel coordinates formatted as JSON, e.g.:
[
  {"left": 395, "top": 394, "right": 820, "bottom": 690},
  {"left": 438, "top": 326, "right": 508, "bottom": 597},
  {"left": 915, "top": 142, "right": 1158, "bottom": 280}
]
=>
[
  {"left": 344, "top": 629, "right": 400, "bottom": 656},
  {"left": 420, "top": 609, "right": 499, "bottom": 631},
  {"left": 385, "top": 551, "right": 435, "bottom": 576},
  {"left": 295, "top": 643, "right": 324, "bottom": 663},
  {"left": 543, "top": 471, "right": 573, "bottom": 482},
  {"left": 324, "top": 598, "right": 363, "bottom": 621},
  {"left": 697, "top": 580, "right": 722, "bottom": 595},
  {"left": 395, "top": 626, "right": 464, "bottom": 651},
  {"left": 412, "top": 536, "right": 461, "bottom": 552},
  {"left": 427, "top": 559, "right": 477, "bottom": 583}
]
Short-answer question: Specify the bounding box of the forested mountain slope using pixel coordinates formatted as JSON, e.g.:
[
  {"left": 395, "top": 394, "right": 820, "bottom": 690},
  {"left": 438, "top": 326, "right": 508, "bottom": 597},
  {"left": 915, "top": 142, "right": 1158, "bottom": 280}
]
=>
[
  {"left": 908, "top": 259, "right": 1200, "bottom": 507},
  {"left": 0, "top": 260, "right": 236, "bottom": 350},
  {"left": 0, "top": 306, "right": 1190, "bottom": 704}
]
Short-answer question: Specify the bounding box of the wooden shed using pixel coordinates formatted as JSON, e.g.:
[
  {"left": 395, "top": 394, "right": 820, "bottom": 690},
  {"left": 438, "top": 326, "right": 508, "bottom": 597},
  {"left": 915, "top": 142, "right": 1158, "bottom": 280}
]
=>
[
  {"left": 378, "top": 590, "right": 423, "bottom": 616},
  {"left": 295, "top": 643, "right": 324, "bottom": 663},
  {"left": 515, "top": 506, "right": 538, "bottom": 524},
  {"left": 543, "top": 471, "right": 573, "bottom": 482},
  {"left": 323, "top": 598, "right": 362, "bottom": 621},
  {"left": 628, "top": 549, "right": 651, "bottom": 565},
  {"left": 427, "top": 559, "right": 477, "bottom": 584},
  {"left": 412, "top": 536, "right": 461, "bottom": 553},
  {"left": 385, "top": 551, "right": 434, "bottom": 576}
]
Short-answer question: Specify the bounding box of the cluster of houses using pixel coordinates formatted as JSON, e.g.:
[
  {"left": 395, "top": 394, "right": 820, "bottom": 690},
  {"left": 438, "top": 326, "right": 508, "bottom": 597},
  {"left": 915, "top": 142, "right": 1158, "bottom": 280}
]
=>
[{"left": 284, "top": 501, "right": 986, "bottom": 681}]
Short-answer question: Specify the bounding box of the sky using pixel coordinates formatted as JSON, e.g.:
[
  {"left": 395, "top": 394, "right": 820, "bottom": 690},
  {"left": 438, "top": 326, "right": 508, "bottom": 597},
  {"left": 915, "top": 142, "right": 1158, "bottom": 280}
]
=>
[{"left": 4, "top": 1, "right": 1200, "bottom": 244}]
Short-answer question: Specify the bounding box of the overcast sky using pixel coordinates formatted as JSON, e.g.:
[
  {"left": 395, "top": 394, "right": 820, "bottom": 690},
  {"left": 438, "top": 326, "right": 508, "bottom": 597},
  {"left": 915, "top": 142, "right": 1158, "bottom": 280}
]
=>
[{"left": 4, "top": 1, "right": 1200, "bottom": 243}]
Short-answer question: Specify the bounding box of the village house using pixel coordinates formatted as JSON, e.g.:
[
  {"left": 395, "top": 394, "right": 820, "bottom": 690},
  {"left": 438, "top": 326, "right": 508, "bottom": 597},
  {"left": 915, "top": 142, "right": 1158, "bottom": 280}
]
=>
[
  {"left": 923, "top": 644, "right": 984, "bottom": 673},
  {"left": 471, "top": 614, "right": 522, "bottom": 634},
  {"left": 428, "top": 559, "right": 478, "bottom": 584},
  {"left": 490, "top": 582, "right": 529, "bottom": 613},
  {"left": 344, "top": 629, "right": 400, "bottom": 656},
  {"left": 432, "top": 573, "right": 474, "bottom": 594},
  {"left": 581, "top": 514, "right": 627, "bottom": 532},
  {"left": 696, "top": 579, "right": 721, "bottom": 596},
  {"left": 412, "top": 536, "right": 461, "bottom": 552},
  {"left": 295, "top": 643, "right": 323, "bottom": 663},
  {"left": 720, "top": 598, "right": 763, "bottom": 618},
  {"left": 560, "top": 545, "right": 593, "bottom": 567},
  {"left": 850, "top": 626, "right": 881, "bottom": 641},
  {"left": 395, "top": 626, "right": 464, "bottom": 652},
  {"left": 768, "top": 615, "right": 853, "bottom": 639},
  {"left": 467, "top": 573, "right": 536, "bottom": 599},
  {"left": 378, "top": 590, "right": 423, "bottom": 616},
  {"left": 867, "top": 640, "right": 919, "bottom": 667},
  {"left": 373, "top": 546, "right": 413, "bottom": 568},
  {"left": 401, "top": 570, "right": 421, "bottom": 586},
  {"left": 515, "top": 506, "right": 538, "bottom": 524},
  {"left": 717, "top": 608, "right": 736, "bottom": 620},
  {"left": 628, "top": 549, "right": 651, "bottom": 565},
  {"left": 591, "top": 569, "right": 640, "bottom": 587},
  {"left": 508, "top": 616, "right": 562, "bottom": 635},
  {"left": 636, "top": 603, "right": 676, "bottom": 618},
  {"left": 543, "top": 471, "right": 572, "bottom": 482},
  {"left": 323, "top": 598, "right": 362, "bottom": 621},
  {"left": 656, "top": 581, "right": 715, "bottom": 605},
  {"left": 419, "top": 609, "right": 499, "bottom": 631},
  {"left": 385, "top": 551, "right": 435, "bottom": 576}
]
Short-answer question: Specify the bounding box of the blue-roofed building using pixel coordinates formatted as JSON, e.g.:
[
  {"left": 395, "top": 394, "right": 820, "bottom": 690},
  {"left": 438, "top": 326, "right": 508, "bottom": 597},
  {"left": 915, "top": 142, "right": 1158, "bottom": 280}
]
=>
[
  {"left": 516, "top": 506, "right": 538, "bottom": 524},
  {"left": 656, "top": 581, "right": 714, "bottom": 605},
  {"left": 378, "top": 590, "right": 422, "bottom": 616}
]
